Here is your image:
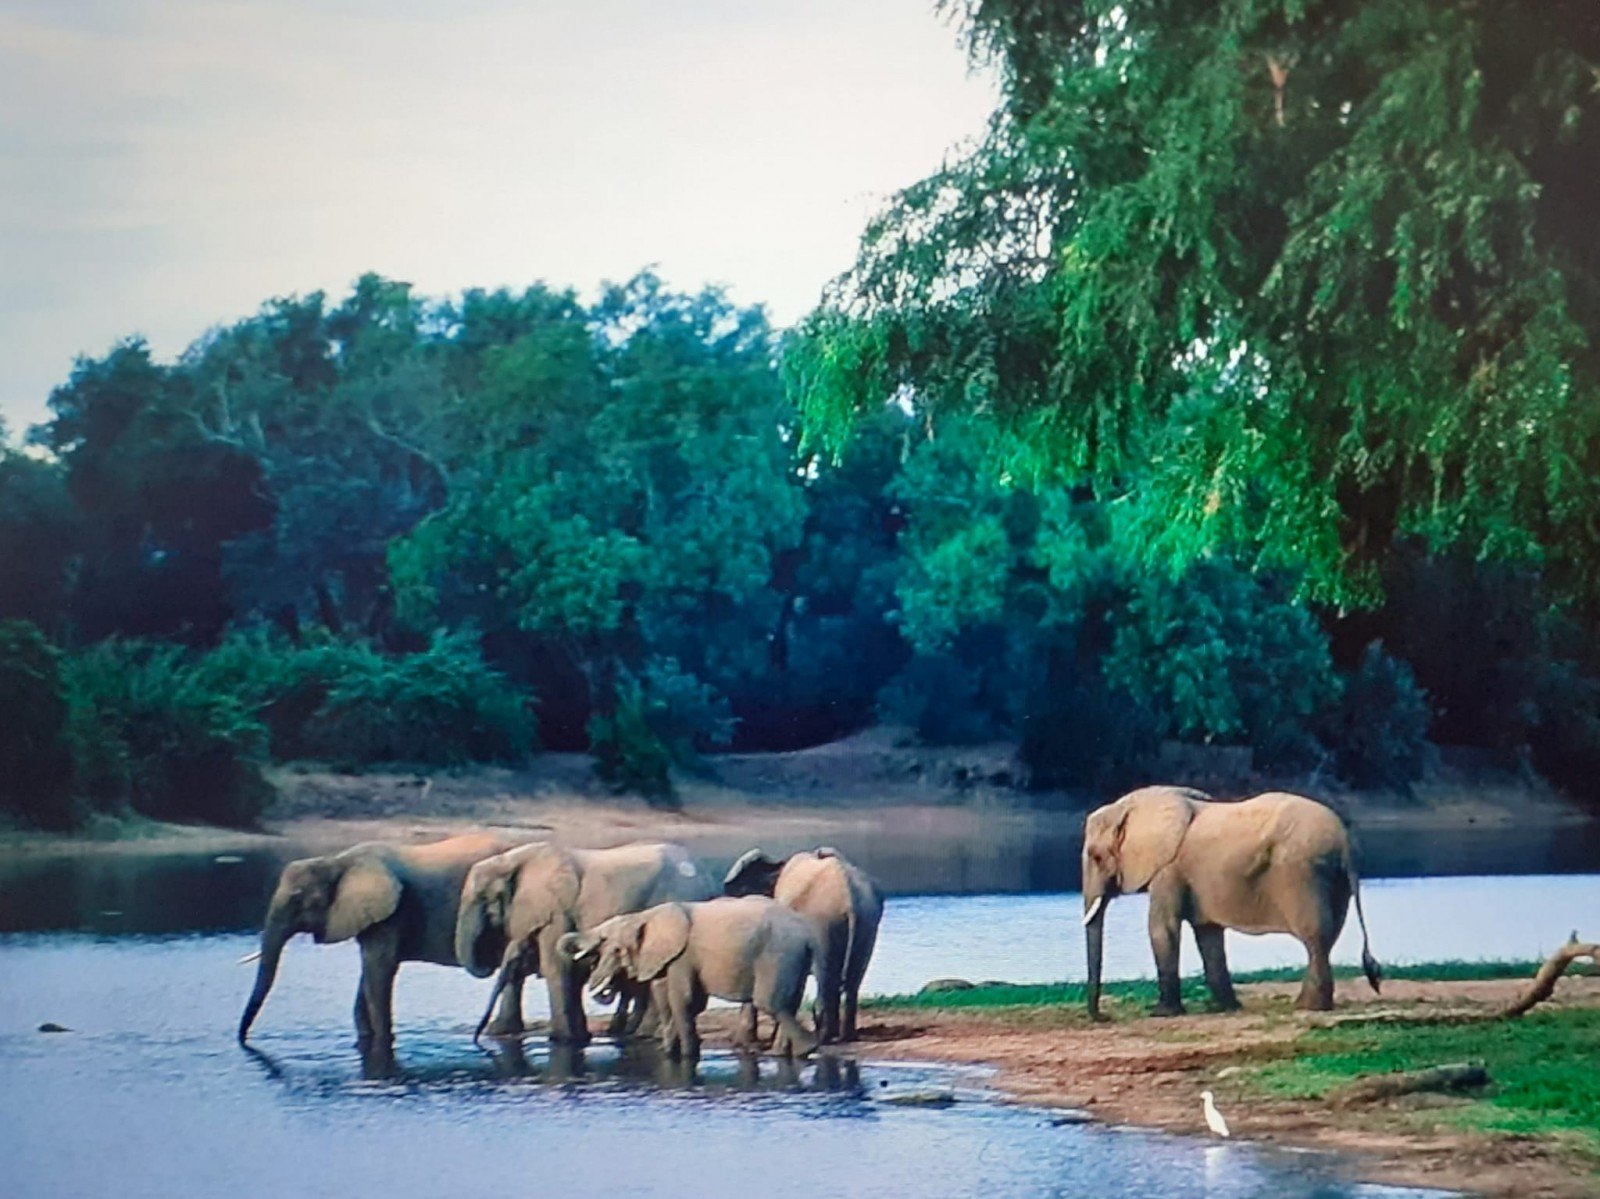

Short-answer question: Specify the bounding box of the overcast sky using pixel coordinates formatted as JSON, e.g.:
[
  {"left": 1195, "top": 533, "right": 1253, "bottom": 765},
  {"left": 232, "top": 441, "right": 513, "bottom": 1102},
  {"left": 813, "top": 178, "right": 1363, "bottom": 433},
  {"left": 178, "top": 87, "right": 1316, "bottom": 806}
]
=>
[{"left": 0, "top": 0, "right": 994, "bottom": 432}]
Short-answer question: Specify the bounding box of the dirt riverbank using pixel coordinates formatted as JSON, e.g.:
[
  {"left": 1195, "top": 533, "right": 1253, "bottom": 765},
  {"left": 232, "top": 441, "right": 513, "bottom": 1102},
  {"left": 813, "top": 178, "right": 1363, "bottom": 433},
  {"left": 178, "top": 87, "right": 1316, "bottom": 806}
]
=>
[
  {"left": 697, "top": 976, "right": 1600, "bottom": 1199},
  {"left": 2, "top": 729, "right": 1593, "bottom": 881}
]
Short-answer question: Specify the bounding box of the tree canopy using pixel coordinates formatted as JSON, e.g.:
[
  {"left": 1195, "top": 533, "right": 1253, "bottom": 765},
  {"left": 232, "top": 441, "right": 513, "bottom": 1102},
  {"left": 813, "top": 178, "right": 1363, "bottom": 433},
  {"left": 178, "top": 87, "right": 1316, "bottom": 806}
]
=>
[{"left": 791, "top": 0, "right": 1600, "bottom": 608}]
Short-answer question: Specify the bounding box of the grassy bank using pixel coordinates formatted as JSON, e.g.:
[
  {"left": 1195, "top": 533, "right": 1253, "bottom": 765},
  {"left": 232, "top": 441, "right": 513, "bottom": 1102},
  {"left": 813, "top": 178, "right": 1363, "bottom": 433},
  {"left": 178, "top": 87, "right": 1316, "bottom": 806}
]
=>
[
  {"left": 866, "top": 960, "right": 1600, "bottom": 1179},
  {"left": 868, "top": 960, "right": 1546, "bottom": 1011},
  {"left": 1254, "top": 1008, "right": 1600, "bottom": 1155}
]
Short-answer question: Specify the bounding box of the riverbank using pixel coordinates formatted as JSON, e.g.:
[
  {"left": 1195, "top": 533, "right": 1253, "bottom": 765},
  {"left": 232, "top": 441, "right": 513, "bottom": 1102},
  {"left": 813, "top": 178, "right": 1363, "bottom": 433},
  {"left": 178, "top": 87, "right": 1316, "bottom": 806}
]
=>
[
  {"left": 821, "top": 969, "right": 1600, "bottom": 1199},
  {"left": 2, "top": 730, "right": 1595, "bottom": 886}
]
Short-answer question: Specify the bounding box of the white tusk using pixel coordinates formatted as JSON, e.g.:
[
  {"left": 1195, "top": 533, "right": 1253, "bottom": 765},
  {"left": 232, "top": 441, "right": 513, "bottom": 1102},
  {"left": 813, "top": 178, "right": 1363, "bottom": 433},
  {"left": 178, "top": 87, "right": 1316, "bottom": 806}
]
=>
[
  {"left": 1081, "top": 896, "right": 1105, "bottom": 927},
  {"left": 237, "top": 949, "right": 262, "bottom": 965}
]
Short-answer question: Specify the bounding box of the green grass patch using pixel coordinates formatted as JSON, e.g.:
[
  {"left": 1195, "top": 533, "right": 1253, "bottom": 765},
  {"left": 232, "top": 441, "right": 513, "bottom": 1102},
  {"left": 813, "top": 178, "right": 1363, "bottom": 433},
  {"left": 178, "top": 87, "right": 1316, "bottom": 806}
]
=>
[
  {"left": 866, "top": 960, "right": 1544, "bottom": 1012},
  {"left": 1249, "top": 1008, "right": 1600, "bottom": 1155}
]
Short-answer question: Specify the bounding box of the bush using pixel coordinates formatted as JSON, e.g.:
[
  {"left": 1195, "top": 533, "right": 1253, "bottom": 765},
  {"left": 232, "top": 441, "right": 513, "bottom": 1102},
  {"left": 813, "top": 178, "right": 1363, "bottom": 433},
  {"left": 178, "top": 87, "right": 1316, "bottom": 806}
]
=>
[
  {"left": 877, "top": 649, "right": 1009, "bottom": 746},
  {"left": 199, "top": 629, "right": 536, "bottom": 767},
  {"left": 305, "top": 631, "right": 534, "bottom": 766},
  {"left": 1320, "top": 643, "right": 1433, "bottom": 791},
  {"left": 1530, "top": 658, "right": 1600, "bottom": 807},
  {"left": 63, "top": 641, "right": 272, "bottom": 826},
  {"left": 0, "top": 620, "right": 76, "bottom": 829},
  {"left": 589, "top": 658, "right": 735, "bottom": 806}
]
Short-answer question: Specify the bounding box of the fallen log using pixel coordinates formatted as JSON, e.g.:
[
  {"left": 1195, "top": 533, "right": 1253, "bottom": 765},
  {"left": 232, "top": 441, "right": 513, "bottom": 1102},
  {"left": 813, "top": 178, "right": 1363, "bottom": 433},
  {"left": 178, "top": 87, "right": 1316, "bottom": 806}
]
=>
[
  {"left": 1499, "top": 935, "right": 1600, "bottom": 1019},
  {"left": 1333, "top": 1061, "right": 1489, "bottom": 1108}
]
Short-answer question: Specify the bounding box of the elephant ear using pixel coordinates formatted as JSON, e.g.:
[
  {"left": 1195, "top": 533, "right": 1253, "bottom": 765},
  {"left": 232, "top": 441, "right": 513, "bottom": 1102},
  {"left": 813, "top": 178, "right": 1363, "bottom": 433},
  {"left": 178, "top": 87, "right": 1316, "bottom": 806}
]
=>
[
  {"left": 324, "top": 860, "right": 402, "bottom": 943},
  {"left": 508, "top": 843, "right": 582, "bottom": 938},
  {"left": 631, "top": 904, "right": 690, "bottom": 981},
  {"left": 1113, "top": 787, "right": 1197, "bottom": 893}
]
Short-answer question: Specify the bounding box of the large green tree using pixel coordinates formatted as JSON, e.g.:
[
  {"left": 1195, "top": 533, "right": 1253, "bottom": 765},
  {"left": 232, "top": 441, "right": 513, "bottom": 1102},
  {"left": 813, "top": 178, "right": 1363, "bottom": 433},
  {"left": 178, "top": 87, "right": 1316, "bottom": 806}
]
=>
[{"left": 792, "top": 0, "right": 1600, "bottom": 608}]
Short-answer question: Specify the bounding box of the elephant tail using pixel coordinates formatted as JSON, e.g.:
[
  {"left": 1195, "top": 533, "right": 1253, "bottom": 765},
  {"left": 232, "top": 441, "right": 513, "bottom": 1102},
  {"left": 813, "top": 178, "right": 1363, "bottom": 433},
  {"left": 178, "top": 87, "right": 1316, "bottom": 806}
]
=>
[{"left": 1348, "top": 858, "right": 1382, "bottom": 994}]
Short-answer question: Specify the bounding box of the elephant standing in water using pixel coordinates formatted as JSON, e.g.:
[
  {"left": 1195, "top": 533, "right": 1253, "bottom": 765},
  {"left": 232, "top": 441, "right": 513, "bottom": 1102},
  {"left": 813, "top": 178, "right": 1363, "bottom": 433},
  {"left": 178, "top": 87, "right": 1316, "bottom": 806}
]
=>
[
  {"left": 1080, "top": 788, "right": 1380, "bottom": 1017},
  {"left": 238, "top": 833, "right": 522, "bottom": 1051},
  {"left": 723, "top": 846, "right": 882, "bottom": 1041},
  {"left": 454, "top": 841, "right": 714, "bottom": 1046},
  {"left": 561, "top": 896, "right": 827, "bottom": 1060}
]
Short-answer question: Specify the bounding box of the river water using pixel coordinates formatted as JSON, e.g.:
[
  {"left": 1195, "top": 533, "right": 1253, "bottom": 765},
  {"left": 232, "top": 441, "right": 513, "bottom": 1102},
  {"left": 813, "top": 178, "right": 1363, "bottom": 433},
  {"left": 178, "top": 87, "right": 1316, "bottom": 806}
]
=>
[{"left": 5, "top": 852, "right": 1596, "bottom": 1198}]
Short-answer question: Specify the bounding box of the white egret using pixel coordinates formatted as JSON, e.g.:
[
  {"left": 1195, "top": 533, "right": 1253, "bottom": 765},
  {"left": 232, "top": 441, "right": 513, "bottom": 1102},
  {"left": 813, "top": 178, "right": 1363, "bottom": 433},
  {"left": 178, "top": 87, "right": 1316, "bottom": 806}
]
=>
[{"left": 1201, "top": 1090, "right": 1231, "bottom": 1138}]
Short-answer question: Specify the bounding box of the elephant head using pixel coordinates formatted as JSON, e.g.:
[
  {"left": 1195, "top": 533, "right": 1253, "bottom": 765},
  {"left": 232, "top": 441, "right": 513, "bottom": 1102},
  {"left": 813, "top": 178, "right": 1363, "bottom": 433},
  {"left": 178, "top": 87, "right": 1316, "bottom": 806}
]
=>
[
  {"left": 722, "top": 849, "right": 785, "bottom": 897},
  {"left": 1079, "top": 786, "right": 1206, "bottom": 1019},
  {"left": 562, "top": 904, "right": 691, "bottom": 998},
  {"left": 238, "top": 851, "right": 402, "bottom": 1043},
  {"left": 454, "top": 843, "right": 580, "bottom": 979}
]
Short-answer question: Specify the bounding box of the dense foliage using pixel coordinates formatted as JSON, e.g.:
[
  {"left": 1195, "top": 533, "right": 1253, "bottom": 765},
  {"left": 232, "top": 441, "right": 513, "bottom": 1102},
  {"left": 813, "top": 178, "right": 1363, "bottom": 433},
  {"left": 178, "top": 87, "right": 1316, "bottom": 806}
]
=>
[
  {"left": 793, "top": 0, "right": 1600, "bottom": 610},
  {"left": 5, "top": 0, "right": 1599, "bottom": 820}
]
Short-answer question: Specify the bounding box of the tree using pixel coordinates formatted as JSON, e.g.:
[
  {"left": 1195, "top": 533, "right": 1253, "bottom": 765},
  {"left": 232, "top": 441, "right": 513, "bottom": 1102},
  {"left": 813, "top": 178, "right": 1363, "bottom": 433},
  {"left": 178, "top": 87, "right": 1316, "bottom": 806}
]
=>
[{"left": 793, "top": 0, "right": 1600, "bottom": 608}]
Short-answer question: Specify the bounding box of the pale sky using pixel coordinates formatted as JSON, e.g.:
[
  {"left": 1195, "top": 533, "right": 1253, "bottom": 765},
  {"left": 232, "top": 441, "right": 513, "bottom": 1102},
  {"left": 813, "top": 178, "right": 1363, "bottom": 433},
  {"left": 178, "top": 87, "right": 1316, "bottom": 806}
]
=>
[{"left": 0, "top": 0, "right": 995, "bottom": 432}]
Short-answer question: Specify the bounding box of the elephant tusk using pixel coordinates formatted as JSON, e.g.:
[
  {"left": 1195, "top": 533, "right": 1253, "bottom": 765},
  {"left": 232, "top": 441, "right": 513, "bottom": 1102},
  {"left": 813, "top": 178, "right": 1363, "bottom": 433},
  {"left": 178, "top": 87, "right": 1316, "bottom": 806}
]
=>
[
  {"left": 237, "top": 949, "right": 263, "bottom": 966},
  {"left": 1081, "top": 896, "right": 1105, "bottom": 927}
]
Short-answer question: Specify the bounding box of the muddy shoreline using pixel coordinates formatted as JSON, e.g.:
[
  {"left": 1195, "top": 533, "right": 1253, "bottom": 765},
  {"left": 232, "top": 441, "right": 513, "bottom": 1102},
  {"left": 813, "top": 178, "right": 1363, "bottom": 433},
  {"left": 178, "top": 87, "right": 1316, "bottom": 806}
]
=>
[{"left": 696, "top": 977, "right": 1599, "bottom": 1199}]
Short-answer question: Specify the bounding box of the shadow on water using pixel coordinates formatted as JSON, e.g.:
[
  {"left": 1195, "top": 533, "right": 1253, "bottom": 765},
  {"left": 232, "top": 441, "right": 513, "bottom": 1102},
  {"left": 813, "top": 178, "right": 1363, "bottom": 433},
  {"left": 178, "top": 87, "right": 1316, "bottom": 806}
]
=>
[{"left": 1, "top": 812, "right": 1597, "bottom": 934}]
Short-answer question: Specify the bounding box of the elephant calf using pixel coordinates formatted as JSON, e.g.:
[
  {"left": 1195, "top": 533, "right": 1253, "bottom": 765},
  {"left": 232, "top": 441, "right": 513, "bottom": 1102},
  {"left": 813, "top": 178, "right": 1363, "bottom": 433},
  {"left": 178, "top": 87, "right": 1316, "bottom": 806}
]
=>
[
  {"left": 723, "top": 846, "right": 883, "bottom": 1042},
  {"left": 561, "top": 897, "right": 828, "bottom": 1060}
]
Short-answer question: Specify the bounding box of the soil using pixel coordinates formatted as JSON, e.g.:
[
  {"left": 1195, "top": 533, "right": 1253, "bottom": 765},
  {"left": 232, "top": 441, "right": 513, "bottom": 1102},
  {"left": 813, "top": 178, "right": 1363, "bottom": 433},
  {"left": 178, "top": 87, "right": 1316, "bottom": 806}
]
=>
[{"left": 694, "top": 976, "right": 1600, "bottom": 1199}]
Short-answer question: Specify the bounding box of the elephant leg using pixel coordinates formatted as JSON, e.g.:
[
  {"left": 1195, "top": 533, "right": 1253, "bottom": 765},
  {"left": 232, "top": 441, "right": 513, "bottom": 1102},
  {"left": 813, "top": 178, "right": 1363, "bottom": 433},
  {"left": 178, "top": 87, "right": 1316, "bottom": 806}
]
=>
[
  {"left": 353, "top": 984, "right": 374, "bottom": 1048},
  {"left": 1297, "top": 939, "right": 1335, "bottom": 1011},
  {"left": 842, "top": 978, "right": 861, "bottom": 1042},
  {"left": 652, "top": 979, "right": 683, "bottom": 1058},
  {"left": 770, "top": 1008, "right": 817, "bottom": 1059},
  {"left": 1147, "top": 893, "right": 1185, "bottom": 1016},
  {"left": 357, "top": 927, "right": 401, "bottom": 1050},
  {"left": 733, "top": 1001, "right": 759, "bottom": 1049},
  {"left": 629, "top": 986, "right": 660, "bottom": 1038},
  {"left": 1194, "top": 923, "right": 1240, "bottom": 1011},
  {"left": 606, "top": 992, "right": 632, "bottom": 1039},
  {"left": 547, "top": 967, "right": 591, "bottom": 1046}
]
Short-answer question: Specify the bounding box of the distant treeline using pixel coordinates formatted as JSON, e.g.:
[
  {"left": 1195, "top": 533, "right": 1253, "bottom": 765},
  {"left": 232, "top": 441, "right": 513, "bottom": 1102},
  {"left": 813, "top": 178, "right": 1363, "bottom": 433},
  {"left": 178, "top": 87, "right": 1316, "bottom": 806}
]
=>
[{"left": 1, "top": 271, "right": 1596, "bottom": 828}]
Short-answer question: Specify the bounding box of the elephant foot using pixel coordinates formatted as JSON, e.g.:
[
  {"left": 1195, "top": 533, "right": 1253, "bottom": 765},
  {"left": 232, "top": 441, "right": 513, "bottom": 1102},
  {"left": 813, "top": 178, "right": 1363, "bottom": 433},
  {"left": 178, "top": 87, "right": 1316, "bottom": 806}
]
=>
[
  {"left": 1293, "top": 994, "right": 1334, "bottom": 1012},
  {"left": 481, "top": 1016, "right": 526, "bottom": 1038},
  {"left": 1205, "top": 998, "right": 1242, "bottom": 1014},
  {"left": 1150, "top": 1001, "right": 1186, "bottom": 1018},
  {"left": 549, "top": 1028, "right": 592, "bottom": 1048}
]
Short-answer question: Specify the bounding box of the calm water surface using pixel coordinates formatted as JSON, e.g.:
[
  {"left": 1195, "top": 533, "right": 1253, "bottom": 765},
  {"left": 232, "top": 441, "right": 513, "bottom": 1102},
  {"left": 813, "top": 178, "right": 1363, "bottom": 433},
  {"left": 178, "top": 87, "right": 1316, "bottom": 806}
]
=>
[{"left": 5, "top": 859, "right": 1594, "bottom": 1198}]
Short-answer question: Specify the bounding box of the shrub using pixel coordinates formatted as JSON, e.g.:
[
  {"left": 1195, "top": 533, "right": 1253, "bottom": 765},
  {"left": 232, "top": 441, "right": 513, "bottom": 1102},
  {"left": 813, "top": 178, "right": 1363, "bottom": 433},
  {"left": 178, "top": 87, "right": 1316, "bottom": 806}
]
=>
[
  {"left": 877, "top": 649, "right": 1009, "bottom": 746},
  {"left": 63, "top": 641, "right": 272, "bottom": 826},
  {"left": 0, "top": 620, "right": 76, "bottom": 829},
  {"left": 1320, "top": 643, "right": 1433, "bottom": 792},
  {"left": 199, "top": 629, "right": 536, "bottom": 767},
  {"left": 1530, "top": 658, "right": 1600, "bottom": 807},
  {"left": 303, "top": 631, "right": 535, "bottom": 766},
  {"left": 589, "top": 658, "right": 735, "bottom": 806}
]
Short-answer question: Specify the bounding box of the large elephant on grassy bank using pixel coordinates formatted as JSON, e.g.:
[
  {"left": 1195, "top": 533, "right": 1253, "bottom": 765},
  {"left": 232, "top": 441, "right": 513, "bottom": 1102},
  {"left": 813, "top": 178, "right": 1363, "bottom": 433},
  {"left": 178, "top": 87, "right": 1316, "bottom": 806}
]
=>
[
  {"left": 723, "top": 846, "right": 883, "bottom": 1042},
  {"left": 454, "top": 841, "right": 714, "bottom": 1045},
  {"left": 1080, "top": 788, "right": 1381, "bottom": 1018},
  {"left": 238, "top": 833, "right": 523, "bottom": 1050}
]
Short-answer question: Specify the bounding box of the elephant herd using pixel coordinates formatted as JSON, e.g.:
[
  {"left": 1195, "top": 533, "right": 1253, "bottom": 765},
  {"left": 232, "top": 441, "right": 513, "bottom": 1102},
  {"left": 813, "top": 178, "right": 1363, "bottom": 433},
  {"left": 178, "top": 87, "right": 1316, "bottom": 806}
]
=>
[
  {"left": 237, "top": 786, "right": 1379, "bottom": 1064},
  {"left": 237, "top": 837, "right": 884, "bottom": 1062}
]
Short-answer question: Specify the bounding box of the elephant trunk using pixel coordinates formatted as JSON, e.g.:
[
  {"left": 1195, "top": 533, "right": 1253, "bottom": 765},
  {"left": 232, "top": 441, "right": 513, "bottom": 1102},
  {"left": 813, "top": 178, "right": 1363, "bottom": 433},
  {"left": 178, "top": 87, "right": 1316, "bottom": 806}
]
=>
[
  {"left": 238, "top": 909, "right": 294, "bottom": 1044},
  {"left": 1084, "top": 899, "right": 1106, "bottom": 1021}
]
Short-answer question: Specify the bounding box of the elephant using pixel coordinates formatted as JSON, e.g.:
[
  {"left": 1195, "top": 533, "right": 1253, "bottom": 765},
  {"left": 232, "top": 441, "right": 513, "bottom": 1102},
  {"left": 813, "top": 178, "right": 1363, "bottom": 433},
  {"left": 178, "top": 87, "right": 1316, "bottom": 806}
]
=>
[
  {"left": 238, "top": 832, "right": 523, "bottom": 1051},
  {"left": 454, "top": 840, "right": 714, "bottom": 1046},
  {"left": 723, "top": 845, "right": 883, "bottom": 1041},
  {"left": 1080, "top": 787, "right": 1381, "bottom": 1018},
  {"left": 560, "top": 896, "right": 828, "bottom": 1061}
]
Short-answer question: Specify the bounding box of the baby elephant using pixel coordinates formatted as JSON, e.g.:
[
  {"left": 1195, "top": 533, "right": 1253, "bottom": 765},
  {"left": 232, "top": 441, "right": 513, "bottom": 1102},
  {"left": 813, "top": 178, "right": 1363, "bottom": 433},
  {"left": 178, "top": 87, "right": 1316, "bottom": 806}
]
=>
[{"left": 560, "top": 897, "right": 827, "bottom": 1061}]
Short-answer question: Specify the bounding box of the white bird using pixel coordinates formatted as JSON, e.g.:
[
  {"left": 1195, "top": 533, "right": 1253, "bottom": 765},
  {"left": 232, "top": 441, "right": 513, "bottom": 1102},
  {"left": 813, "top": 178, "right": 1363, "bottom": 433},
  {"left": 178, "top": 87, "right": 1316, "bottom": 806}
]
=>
[{"left": 1201, "top": 1090, "right": 1231, "bottom": 1138}]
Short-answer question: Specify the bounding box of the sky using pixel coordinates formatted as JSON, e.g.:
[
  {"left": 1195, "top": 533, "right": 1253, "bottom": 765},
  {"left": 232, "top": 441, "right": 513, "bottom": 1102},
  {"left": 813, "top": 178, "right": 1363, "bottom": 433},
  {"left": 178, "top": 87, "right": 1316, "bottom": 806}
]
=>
[{"left": 0, "top": 0, "right": 995, "bottom": 433}]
